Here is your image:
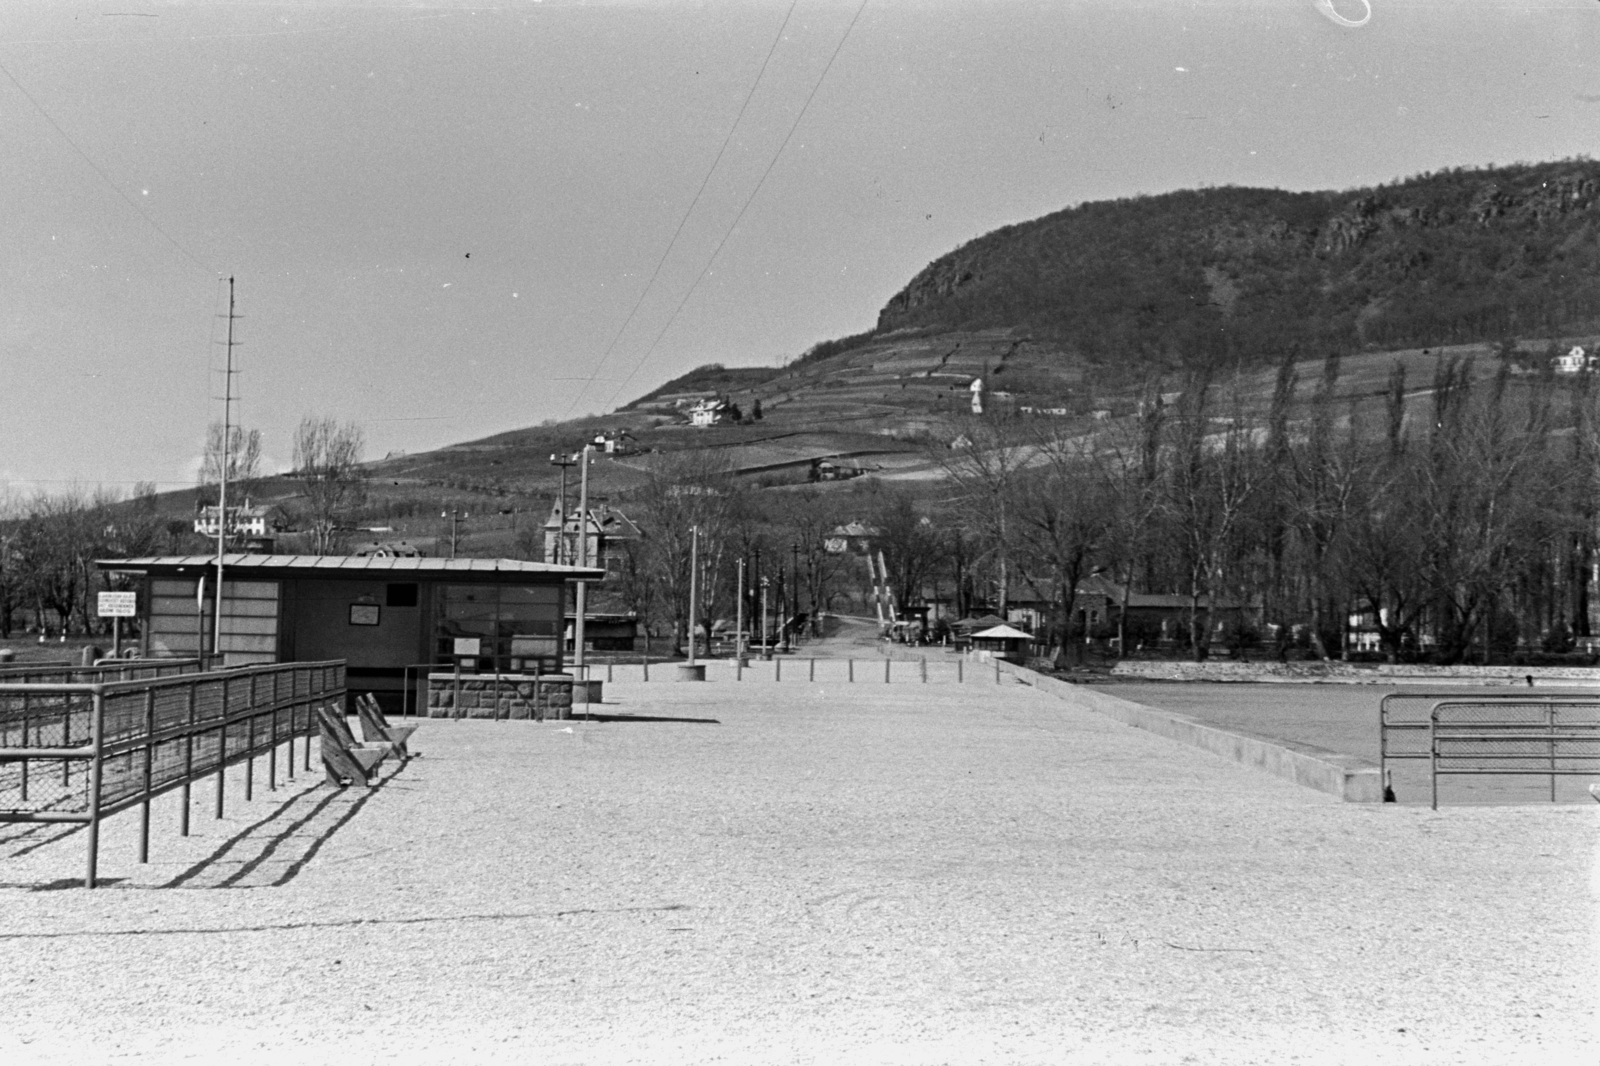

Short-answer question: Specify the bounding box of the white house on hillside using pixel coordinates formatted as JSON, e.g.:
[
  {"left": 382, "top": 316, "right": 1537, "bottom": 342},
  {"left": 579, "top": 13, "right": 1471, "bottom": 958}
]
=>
[
  {"left": 1555, "top": 345, "right": 1592, "bottom": 374},
  {"left": 689, "top": 398, "right": 732, "bottom": 427}
]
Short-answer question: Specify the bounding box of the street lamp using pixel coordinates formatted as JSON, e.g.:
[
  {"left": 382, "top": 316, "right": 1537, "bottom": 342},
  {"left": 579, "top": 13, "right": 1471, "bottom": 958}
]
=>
[
  {"left": 760, "top": 577, "right": 770, "bottom": 659},
  {"left": 791, "top": 541, "right": 801, "bottom": 643}
]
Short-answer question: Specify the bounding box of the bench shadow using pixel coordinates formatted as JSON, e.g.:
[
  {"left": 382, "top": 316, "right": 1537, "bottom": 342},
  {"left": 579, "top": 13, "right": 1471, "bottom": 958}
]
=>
[
  {"left": 158, "top": 763, "right": 404, "bottom": 889},
  {"left": 582, "top": 714, "right": 721, "bottom": 725}
]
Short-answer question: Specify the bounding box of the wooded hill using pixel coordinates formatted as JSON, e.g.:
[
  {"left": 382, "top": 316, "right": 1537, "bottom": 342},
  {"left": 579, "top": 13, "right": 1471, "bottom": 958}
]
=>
[{"left": 872, "top": 159, "right": 1600, "bottom": 375}]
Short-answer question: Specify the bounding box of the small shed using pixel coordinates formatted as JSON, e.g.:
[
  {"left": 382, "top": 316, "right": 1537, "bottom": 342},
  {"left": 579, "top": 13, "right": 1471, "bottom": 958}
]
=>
[
  {"left": 97, "top": 554, "right": 604, "bottom": 711},
  {"left": 969, "top": 623, "right": 1034, "bottom": 663}
]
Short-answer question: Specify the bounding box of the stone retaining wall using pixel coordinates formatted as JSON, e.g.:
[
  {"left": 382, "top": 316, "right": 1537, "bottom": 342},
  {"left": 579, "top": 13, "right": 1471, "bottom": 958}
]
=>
[
  {"left": 1110, "top": 659, "right": 1600, "bottom": 685},
  {"left": 999, "top": 660, "right": 1385, "bottom": 802},
  {"left": 426, "top": 672, "right": 573, "bottom": 720}
]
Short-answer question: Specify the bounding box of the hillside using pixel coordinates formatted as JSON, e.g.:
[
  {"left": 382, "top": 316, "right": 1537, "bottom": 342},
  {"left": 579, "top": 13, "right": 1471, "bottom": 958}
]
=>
[
  {"left": 108, "top": 161, "right": 1600, "bottom": 560},
  {"left": 875, "top": 160, "right": 1600, "bottom": 372}
]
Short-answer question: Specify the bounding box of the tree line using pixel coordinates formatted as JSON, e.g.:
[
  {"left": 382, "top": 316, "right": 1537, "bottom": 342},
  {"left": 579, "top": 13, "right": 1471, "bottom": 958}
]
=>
[
  {"left": 607, "top": 350, "right": 1600, "bottom": 666},
  {"left": 0, "top": 414, "right": 366, "bottom": 638}
]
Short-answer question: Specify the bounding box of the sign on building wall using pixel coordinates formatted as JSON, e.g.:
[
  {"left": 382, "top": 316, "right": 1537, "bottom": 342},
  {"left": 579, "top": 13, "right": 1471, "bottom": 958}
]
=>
[{"left": 453, "top": 637, "right": 482, "bottom": 657}]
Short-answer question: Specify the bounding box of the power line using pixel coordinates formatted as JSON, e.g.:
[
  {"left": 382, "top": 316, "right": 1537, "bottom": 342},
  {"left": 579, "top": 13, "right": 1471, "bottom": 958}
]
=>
[
  {"left": 563, "top": 0, "right": 801, "bottom": 419},
  {"left": 0, "top": 57, "right": 218, "bottom": 279},
  {"left": 601, "top": 0, "right": 870, "bottom": 413}
]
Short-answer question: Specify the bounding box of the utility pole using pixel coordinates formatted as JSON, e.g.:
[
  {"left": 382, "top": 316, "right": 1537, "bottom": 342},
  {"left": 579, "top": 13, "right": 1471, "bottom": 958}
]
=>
[
  {"left": 791, "top": 541, "right": 801, "bottom": 645},
  {"left": 573, "top": 444, "right": 593, "bottom": 680},
  {"left": 214, "top": 276, "right": 239, "bottom": 662},
  {"left": 441, "top": 508, "right": 466, "bottom": 558},
  {"left": 735, "top": 557, "right": 745, "bottom": 660},
  {"left": 777, "top": 565, "right": 788, "bottom": 652},
  {"left": 753, "top": 547, "right": 762, "bottom": 649},
  {"left": 760, "top": 576, "right": 770, "bottom": 659},
  {"left": 687, "top": 525, "right": 699, "bottom": 667},
  {"left": 549, "top": 452, "right": 577, "bottom": 564}
]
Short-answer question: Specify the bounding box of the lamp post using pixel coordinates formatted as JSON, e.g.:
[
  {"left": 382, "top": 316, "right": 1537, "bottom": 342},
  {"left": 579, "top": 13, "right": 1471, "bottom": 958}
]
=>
[
  {"left": 735, "top": 557, "right": 746, "bottom": 660},
  {"left": 759, "top": 577, "right": 770, "bottom": 659},
  {"left": 753, "top": 546, "right": 763, "bottom": 649},
  {"left": 549, "top": 453, "right": 578, "bottom": 565},
  {"left": 791, "top": 541, "right": 801, "bottom": 644},
  {"left": 777, "top": 565, "right": 788, "bottom": 652},
  {"left": 687, "top": 525, "right": 699, "bottom": 667}
]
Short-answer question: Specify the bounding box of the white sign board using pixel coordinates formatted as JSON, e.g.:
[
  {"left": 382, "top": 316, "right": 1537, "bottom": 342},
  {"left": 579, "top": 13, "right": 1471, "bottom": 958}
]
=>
[
  {"left": 97, "top": 591, "right": 137, "bottom": 618},
  {"left": 452, "top": 637, "right": 482, "bottom": 657}
]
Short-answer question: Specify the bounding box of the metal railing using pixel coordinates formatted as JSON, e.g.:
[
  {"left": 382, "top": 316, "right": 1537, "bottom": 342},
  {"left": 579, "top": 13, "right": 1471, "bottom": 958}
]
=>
[
  {"left": 1381, "top": 690, "right": 1600, "bottom": 773},
  {"left": 0, "top": 660, "right": 345, "bottom": 887},
  {"left": 0, "top": 657, "right": 212, "bottom": 685},
  {"left": 1427, "top": 698, "right": 1600, "bottom": 809}
]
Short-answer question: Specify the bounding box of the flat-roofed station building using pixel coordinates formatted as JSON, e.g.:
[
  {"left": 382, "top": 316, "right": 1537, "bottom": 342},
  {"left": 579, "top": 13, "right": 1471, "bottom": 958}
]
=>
[{"left": 96, "top": 555, "right": 605, "bottom": 711}]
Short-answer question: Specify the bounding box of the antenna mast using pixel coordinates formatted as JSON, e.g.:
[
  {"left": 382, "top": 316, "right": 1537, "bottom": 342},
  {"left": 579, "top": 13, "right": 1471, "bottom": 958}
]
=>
[{"left": 214, "top": 276, "right": 238, "bottom": 661}]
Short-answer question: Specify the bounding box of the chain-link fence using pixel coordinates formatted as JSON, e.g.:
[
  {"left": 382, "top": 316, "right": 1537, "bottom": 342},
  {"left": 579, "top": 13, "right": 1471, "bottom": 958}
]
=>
[{"left": 0, "top": 660, "right": 345, "bottom": 887}]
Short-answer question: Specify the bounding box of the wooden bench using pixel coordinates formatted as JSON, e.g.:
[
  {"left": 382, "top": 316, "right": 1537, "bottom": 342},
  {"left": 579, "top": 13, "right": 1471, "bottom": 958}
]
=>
[
  {"left": 355, "top": 692, "right": 418, "bottom": 759},
  {"left": 315, "top": 703, "right": 395, "bottom": 787}
]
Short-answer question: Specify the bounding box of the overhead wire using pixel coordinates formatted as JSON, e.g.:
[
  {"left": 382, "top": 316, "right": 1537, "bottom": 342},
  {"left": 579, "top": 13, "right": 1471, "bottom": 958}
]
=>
[
  {"left": 0, "top": 57, "right": 219, "bottom": 279},
  {"left": 563, "top": 0, "right": 801, "bottom": 418},
  {"left": 600, "top": 0, "right": 870, "bottom": 413}
]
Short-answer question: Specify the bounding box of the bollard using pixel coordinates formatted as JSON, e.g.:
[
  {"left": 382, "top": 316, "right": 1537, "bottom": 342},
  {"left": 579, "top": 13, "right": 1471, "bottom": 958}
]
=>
[
  {"left": 643, "top": 659, "right": 649, "bottom": 682},
  {"left": 958, "top": 658, "right": 963, "bottom": 683},
  {"left": 776, "top": 657, "right": 782, "bottom": 682},
  {"left": 885, "top": 657, "right": 891, "bottom": 683},
  {"left": 848, "top": 658, "right": 854, "bottom": 682},
  {"left": 921, "top": 657, "right": 927, "bottom": 683},
  {"left": 995, "top": 658, "right": 1001, "bottom": 684},
  {"left": 810, "top": 658, "right": 815, "bottom": 682},
  {"left": 607, "top": 663, "right": 614, "bottom": 683}
]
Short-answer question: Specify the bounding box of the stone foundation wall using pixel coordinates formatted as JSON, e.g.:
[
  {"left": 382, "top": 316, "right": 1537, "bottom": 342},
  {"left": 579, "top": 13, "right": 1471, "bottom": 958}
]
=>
[{"left": 427, "top": 673, "right": 574, "bottom": 719}]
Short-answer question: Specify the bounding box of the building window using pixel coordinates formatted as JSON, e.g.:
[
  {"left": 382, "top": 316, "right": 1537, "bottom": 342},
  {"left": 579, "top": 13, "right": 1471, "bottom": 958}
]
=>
[
  {"left": 386, "top": 583, "right": 419, "bottom": 608},
  {"left": 434, "top": 584, "right": 562, "bottom": 674}
]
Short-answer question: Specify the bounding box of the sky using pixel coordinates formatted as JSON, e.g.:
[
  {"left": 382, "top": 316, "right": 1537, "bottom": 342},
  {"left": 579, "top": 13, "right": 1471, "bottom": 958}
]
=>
[{"left": 1, "top": 0, "right": 1596, "bottom": 495}]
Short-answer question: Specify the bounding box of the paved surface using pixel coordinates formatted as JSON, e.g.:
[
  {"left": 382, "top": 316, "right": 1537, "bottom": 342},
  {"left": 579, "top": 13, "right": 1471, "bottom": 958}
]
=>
[
  {"left": 0, "top": 678, "right": 1593, "bottom": 1064},
  {"left": 1104, "top": 681, "right": 1600, "bottom": 805}
]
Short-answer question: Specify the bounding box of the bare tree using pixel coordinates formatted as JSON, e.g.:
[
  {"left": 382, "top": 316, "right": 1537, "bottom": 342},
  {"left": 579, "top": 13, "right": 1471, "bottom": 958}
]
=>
[
  {"left": 292, "top": 416, "right": 366, "bottom": 555},
  {"left": 198, "top": 421, "right": 263, "bottom": 507},
  {"left": 1011, "top": 431, "right": 1115, "bottom": 663},
  {"left": 938, "top": 415, "right": 1034, "bottom": 615},
  {"left": 867, "top": 487, "right": 944, "bottom": 623},
  {"left": 628, "top": 452, "right": 740, "bottom": 655},
  {"left": 1165, "top": 373, "right": 1265, "bottom": 660}
]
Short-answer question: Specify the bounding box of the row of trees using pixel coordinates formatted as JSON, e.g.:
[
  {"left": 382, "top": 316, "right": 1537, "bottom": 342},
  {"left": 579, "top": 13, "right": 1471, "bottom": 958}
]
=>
[
  {"left": 605, "top": 352, "right": 1600, "bottom": 665},
  {"left": 0, "top": 485, "right": 168, "bottom": 638},
  {"left": 0, "top": 415, "right": 366, "bottom": 638},
  {"left": 934, "top": 351, "right": 1600, "bottom": 663}
]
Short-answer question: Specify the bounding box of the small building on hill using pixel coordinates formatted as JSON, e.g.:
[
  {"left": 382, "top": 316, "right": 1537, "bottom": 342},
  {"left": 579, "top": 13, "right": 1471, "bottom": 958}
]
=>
[
  {"left": 591, "top": 429, "right": 637, "bottom": 454},
  {"left": 1554, "top": 345, "right": 1593, "bottom": 373},
  {"left": 824, "top": 522, "right": 878, "bottom": 555},
  {"left": 689, "top": 398, "right": 733, "bottom": 427}
]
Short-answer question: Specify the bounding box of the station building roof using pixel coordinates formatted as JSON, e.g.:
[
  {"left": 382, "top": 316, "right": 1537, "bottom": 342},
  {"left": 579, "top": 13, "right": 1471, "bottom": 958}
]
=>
[{"left": 96, "top": 554, "right": 606, "bottom": 582}]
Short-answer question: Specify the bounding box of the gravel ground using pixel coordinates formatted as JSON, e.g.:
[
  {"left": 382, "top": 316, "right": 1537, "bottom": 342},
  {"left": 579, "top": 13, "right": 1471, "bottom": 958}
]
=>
[{"left": 0, "top": 678, "right": 1593, "bottom": 1065}]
